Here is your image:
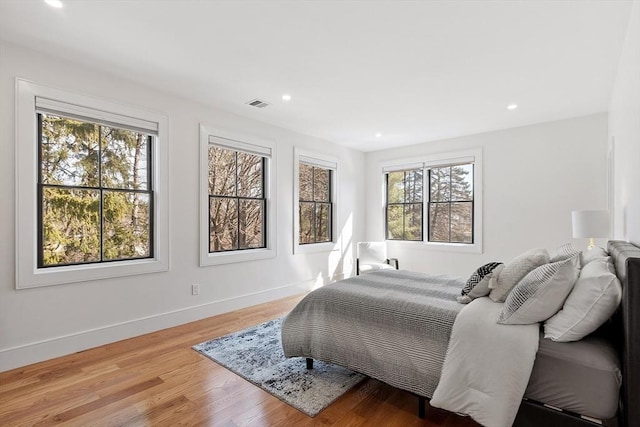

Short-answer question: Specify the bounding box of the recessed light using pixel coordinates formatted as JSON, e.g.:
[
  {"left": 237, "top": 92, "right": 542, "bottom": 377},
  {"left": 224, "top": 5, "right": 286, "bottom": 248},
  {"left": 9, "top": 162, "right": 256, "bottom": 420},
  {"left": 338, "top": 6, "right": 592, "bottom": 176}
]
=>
[
  {"left": 44, "top": 0, "right": 63, "bottom": 8},
  {"left": 282, "top": 94, "right": 291, "bottom": 101},
  {"left": 507, "top": 104, "right": 518, "bottom": 110},
  {"left": 375, "top": 133, "right": 382, "bottom": 138}
]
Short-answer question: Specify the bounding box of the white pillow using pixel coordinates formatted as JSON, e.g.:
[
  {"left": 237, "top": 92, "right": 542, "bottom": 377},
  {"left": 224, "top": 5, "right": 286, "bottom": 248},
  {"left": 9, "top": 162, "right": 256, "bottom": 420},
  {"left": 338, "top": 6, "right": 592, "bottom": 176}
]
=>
[
  {"left": 544, "top": 258, "right": 621, "bottom": 342},
  {"left": 580, "top": 246, "right": 609, "bottom": 267},
  {"left": 498, "top": 255, "right": 580, "bottom": 325},
  {"left": 489, "top": 248, "right": 550, "bottom": 302},
  {"left": 550, "top": 243, "right": 581, "bottom": 262}
]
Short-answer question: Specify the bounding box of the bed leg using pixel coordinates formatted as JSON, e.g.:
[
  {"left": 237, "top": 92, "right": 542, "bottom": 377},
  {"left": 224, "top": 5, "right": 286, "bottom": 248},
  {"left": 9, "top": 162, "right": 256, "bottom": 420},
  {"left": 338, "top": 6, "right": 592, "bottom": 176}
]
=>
[
  {"left": 306, "top": 358, "right": 313, "bottom": 370},
  {"left": 418, "top": 395, "right": 426, "bottom": 419}
]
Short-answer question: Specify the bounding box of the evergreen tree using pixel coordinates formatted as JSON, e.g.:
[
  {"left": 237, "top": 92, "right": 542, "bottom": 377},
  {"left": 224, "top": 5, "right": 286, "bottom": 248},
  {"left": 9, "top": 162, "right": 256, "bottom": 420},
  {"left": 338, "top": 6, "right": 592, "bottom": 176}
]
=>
[
  {"left": 385, "top": 164, "right": 472, "bottom": 243},
  {"left": 386, "top": 169, "right": 422, "bottom": 240},
  {"left": 40, "top": 115, "right": 151, "bottom": 266},
  {"left": 429, "top": 164, "right": 473, "bottom": 243}
]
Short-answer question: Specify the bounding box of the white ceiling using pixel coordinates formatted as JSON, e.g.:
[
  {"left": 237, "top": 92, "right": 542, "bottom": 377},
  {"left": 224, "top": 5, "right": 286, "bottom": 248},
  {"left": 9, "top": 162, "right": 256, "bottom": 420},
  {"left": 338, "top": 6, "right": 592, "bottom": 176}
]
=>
[{"left": 0, "top": 0, "right": 633, "bottom": 152}]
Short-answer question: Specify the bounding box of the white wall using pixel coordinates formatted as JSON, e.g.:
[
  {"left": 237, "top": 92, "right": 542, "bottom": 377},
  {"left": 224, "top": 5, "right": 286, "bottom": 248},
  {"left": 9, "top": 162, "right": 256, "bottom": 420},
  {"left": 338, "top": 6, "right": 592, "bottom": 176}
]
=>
[
  {"left": 364, "top": 114, "right": 609, "bottom": 278},
  {"left": 610, "top": 1, "right": 640, "bottom": 245},
  {"left": 0, "top": 42, "right": 366, "bottom": 371}
]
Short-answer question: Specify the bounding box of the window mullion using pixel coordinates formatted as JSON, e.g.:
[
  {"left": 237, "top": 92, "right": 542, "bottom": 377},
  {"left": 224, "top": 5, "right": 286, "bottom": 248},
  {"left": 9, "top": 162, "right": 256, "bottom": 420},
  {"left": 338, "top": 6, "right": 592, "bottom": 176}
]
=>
[
  {"left": 147, "top": 135, "right": 153, "bottom": 194},
  {"left": 262, "top": 157, "right": 266, "bottom": 248},
  {"left": 404, "top": 171, "right": 409, "bottom": 240},
  {"left": 448, "top": 202, "right": 452, "bottom": 242},
  {"left": 37, "top": 114, "right": 44, "bottom": 268},
  {"left": 312, "top": 167, "right": 316, "bottom": 242},
  {"left": 208, "top": 195, "right": 213, "bottom": 252},
  {"left": 402, "top": 203, "right": 406, "bottom": 241},
  {"left": 427, "top": 169, "right": 431, "bottom": 242},
  {"left": 235, "top": 152, "right": 241, "bottom": 250},
  {"left": 99, "top": 125, "right": 104, "bottom": 262},
  {"left": 328, "top": 170, "right": 332, "bottom": 242},
  {"left": 312, "top": 202, "right": 317, "bottom": 243},
  {"left": 329, "top": 201, "right": 333, "bottom": 242},
  {"left": 471, "top": 199, "right": 475, "bottom": 244},
  {"left": 385, "top": 173, "right": 390, "bottom": 239},
  {"left": 422, "top": 169, "right": 427, "bottom": 242}
]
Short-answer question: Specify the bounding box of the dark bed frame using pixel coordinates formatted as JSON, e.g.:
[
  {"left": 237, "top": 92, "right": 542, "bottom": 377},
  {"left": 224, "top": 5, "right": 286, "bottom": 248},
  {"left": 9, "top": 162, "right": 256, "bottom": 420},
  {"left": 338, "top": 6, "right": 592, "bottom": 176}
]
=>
[
  {"left": 307, "top": 241, "right": 640, "bottom": 427},
  {"left": 515, "top": 241, "right": 639, "bottom": 427}
]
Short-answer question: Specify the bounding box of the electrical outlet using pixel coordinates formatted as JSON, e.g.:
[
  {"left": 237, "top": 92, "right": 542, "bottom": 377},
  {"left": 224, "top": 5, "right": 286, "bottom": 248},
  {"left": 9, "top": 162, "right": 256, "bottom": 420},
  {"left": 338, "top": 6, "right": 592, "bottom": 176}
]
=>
[{"left": 192, "top": 283, "right": 200, "bottom": 295}]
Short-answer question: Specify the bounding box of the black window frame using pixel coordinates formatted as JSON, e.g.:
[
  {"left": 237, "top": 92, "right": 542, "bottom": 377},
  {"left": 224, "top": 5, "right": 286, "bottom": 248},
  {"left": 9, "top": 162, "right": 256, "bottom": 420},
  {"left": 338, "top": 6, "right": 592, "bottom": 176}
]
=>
[
  {"left": 208, "top": 147, "right": 267, "bottom": 253},
  {"left": 384, "top": 168, "right": 424, "bottom": 241},
  {"left": 298, "top": 163, "right": 333, "bottom": 245},
  {"left": 427, "top": 163, "right": 475, "bottom": 244},
  {"left": 37, "top": 113, "right": 155, "bottom": 268}
]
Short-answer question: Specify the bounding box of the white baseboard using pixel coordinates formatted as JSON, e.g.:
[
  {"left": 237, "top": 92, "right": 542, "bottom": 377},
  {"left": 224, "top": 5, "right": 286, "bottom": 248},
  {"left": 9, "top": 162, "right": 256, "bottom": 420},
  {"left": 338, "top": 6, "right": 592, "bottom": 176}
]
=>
[{"left": 0, "top": 279, "right": 319, "bottom": 372}]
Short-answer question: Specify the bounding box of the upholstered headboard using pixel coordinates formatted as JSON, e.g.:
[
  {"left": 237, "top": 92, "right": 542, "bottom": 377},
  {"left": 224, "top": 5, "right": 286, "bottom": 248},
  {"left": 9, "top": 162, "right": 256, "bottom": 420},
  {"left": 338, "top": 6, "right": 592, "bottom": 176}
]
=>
[{"left": 607, "top": 240, "right": 640, "bottom": 427}]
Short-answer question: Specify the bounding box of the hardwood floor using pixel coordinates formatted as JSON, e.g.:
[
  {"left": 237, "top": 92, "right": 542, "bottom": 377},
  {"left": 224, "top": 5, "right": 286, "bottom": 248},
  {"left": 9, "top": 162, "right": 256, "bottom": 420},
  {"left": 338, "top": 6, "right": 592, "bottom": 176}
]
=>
[{"left": 0, "top": 294, "right": 479, "bottom": 426}]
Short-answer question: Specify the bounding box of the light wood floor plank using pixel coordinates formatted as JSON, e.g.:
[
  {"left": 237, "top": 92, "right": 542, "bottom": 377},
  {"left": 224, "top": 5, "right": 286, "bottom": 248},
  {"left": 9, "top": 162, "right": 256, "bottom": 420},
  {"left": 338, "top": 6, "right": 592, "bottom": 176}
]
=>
[{"left": 0, "top": 294, "right": 479, "bottom": 426}]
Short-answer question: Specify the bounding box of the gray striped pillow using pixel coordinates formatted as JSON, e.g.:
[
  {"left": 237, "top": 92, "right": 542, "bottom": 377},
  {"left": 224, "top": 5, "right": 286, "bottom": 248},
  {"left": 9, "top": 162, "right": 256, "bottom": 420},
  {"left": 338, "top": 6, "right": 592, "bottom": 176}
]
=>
[
  {"left": 550, "top": 243, "right": 581, "bottom": 262},
  {"left": 498, "top": 255, "right": 580, "bottom": 325},
  {"left": 489, "top": 248, "right": 550, "bottom": 302}
]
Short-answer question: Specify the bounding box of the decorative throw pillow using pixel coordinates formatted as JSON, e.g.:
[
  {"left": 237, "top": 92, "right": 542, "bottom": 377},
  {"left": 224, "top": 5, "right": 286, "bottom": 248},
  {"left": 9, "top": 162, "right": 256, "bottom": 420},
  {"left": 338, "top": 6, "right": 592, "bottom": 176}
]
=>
[
  {"left": 580, "top": 246, "right": 609, "bottom": 267},
  {"left": 497, "top": 255, "right": 580, "bottom": 325},
  {"left": 544, "top": 258, "right": 622, "bottom": 341},
  {"left": 489, "top": 248, "right": 550, "bottom": 303},
  {"left": 550, "top": 243, "right": 581, "bottom": 262},
  {"left": 458, "top": 262, "right": 504, "bottom": 304}
]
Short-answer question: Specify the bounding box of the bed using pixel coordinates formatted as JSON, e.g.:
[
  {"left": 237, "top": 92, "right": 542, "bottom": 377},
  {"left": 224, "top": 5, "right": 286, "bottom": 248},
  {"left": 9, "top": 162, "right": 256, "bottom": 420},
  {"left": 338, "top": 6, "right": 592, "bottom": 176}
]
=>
[{"left": 281, "top": 240, "right": 640, "bottom": 427}]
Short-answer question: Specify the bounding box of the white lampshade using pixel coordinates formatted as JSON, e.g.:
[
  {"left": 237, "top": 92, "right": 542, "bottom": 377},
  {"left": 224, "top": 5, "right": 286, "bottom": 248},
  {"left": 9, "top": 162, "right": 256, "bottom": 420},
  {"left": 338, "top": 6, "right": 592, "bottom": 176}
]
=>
[{"left": 572, "top": 210, "right": 609, "bottom": 247}]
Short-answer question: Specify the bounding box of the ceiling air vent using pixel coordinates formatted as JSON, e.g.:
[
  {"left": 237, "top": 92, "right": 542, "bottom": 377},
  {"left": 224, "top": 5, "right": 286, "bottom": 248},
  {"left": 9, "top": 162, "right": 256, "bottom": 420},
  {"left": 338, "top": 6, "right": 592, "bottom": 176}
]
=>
[{"left": 246, "top": 98, "right": 269, "bottom": 108}]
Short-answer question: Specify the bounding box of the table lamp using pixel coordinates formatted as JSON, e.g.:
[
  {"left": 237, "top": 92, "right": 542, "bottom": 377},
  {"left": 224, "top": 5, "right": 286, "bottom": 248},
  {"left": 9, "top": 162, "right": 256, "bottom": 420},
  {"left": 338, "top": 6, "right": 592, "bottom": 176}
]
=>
[{"left": 572, "top": 210, "right": 610, "bottom": 249}]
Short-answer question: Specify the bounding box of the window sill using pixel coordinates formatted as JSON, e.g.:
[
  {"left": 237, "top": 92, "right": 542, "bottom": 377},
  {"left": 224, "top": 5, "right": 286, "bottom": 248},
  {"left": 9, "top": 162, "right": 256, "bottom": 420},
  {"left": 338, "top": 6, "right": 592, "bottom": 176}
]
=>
[
  {"left": 17, "top": 257, "right": 169, "bottom": 289},
  {"left": 386, "top": 240, "right": 483, "bottom": 254},
  {"left": 294, "top": 241, "right": 339, "bottom": 255},
  {"left": 200, "top": 247, "right": 276, "bottom": 267},
  {"left": 424, "top": 241, "right": 482, "bottom": 254}
]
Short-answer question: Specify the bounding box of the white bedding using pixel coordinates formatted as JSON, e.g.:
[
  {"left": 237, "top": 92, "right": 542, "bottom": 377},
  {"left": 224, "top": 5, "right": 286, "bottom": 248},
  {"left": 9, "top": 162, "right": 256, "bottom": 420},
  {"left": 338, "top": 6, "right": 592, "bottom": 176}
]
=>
[{"left": 431, "top": 297, "right": 540, "bottom": 427}]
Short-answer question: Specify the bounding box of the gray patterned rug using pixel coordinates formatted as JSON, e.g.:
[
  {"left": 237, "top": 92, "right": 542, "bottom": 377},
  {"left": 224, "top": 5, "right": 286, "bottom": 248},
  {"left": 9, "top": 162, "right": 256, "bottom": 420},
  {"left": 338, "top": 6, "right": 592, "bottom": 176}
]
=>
[{"left": 192, "top": 318, "right": 366, "bottom": 417}]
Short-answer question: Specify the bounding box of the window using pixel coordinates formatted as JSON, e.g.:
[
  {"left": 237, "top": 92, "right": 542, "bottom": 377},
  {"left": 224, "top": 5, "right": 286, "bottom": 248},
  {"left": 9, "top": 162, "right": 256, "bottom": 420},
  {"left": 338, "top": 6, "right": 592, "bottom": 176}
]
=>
[
  {"left": 38, "top": 114, "right": 153, "bottom": 267},
  {"left": 16, "top": 80, "right": 169, "bottom": 289},
  {"left": 200, "top": 125, "right": 276, "bottom": 266},
  {"left": 208, "top": 146, "right": 265, "bottom": 252},
  {"left": 299, "top": 163, "right": 332, "bottom": 244},
  {"left": 385, "top": 169, "right": 423, "bottom": 241},
  {"left": 428, "top": 163, "right": 474, "bottom": 243},
  {"left": 293, "top": 149, "right": 338, "bottom": 254},
  {"left": 382, "top": 149, "right": 482, "bottom": 253}
]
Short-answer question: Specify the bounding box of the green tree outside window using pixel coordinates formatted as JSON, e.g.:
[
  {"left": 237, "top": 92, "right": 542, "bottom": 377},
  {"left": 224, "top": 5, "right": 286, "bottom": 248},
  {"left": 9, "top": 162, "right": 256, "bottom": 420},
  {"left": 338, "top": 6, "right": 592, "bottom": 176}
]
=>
[
  {"left": 386, "top": 169, "right": 423, "bottom": 241},
  {"left": 428, "top": 164, "right": 474, "bottom": 243},
  {"left": 39, "top": 114, "right": 152, "bottom": 267},
  {"left": 385, "top": 163, "right": 474, "bottom": 244}
]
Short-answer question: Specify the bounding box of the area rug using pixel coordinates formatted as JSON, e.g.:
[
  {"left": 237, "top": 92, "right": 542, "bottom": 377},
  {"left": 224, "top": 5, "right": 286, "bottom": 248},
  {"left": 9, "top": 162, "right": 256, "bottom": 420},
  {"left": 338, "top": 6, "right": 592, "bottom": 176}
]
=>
[{"left": 192, "top": 318, "right": 366, "bottom": 417}]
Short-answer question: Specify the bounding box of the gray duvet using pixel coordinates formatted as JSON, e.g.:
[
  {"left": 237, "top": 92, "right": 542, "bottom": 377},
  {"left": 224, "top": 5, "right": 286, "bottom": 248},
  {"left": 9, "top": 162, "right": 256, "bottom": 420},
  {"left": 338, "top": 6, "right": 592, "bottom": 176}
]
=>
[{"left": 281, "top": 270, "right": 464, "bottom": 398}]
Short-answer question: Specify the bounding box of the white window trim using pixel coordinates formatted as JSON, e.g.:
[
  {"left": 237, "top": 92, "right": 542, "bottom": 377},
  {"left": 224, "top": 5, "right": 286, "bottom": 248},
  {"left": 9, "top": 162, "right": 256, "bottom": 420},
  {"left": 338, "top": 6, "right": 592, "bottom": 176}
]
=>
[
  {"left": 293, "top": 148, "right": 339, "bottom": 254},
  {"left": 199, "top": 125, "right": 277, "bottom": 266},
  {"left": 15, "top": 79, "right": 170, "bottom": 289},
  {"left": 380, "top": 148, "right": 483, "bottom": 254}
]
